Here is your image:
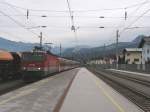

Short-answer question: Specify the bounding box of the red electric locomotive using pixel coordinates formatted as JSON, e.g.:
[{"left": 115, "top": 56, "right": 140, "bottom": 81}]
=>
[
  {"left": 21, "top": 51, "right": 59, "bottom": 81},
  {"left": 21, "top": 46, "right": 80, "bottom": 81}
]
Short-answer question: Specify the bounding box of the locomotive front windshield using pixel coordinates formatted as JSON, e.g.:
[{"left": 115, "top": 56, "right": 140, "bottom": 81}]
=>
[{"left": 22, "top": 52, "right": 45, "bottom": 62}]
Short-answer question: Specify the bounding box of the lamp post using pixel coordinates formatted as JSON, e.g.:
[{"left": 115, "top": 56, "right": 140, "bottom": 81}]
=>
[{"left": 60, "top": 43, "right": 62, "bottom": 57}]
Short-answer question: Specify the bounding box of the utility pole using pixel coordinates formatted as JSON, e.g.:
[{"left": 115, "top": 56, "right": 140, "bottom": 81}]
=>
[
  {"left": 103, "top": 44, "right": 106, "bottom": 57},
  {"left": 39, "top": 32, "right": 42, "bottom": 48},
  {"left": 60, "top": 43, "right": 62, "bottom": 57},
  {"left": 103, "top": 44, "right": 106, "bottom": 64},
  {"left": 116, "top": 30, "right": 119, "bottom": 69}
]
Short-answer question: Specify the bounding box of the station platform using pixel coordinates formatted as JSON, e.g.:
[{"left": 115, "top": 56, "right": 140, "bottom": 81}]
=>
[
  {"left": 109, "top": 69, "right": 150, "bottom": 77},
  {"left": 0, "top": 68, "right": 79, "bottom": 112},
  {"left": 60, "top": 68, "right": 143, "bottom": 112},
  {"left": 0, "top": 68, "right": 143, "bottom": 112}
]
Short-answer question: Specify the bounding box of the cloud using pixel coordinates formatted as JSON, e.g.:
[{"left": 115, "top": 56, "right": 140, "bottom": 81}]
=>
[{"left": 0, "top": 0, "right": 149, "bottom": 47}]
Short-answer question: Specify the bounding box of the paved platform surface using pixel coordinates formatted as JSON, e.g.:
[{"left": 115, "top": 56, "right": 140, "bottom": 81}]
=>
[
  {"left": 109, "top": 69, "right": 150, "bottom": 77},
  {"left": 60, "top": 68, "right": 143, "bottom": 112},
  {"left": 0, "top": 68, "right": 80, "bottom": 112}
]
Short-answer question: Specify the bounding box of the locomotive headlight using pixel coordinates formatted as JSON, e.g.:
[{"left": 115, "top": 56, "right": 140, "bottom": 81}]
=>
[
  {"left": 38, "top": 67, "right": 41, "bottom": 70},
  {"left": 22, "top": 67, "right": 26, "bottom": 70}
]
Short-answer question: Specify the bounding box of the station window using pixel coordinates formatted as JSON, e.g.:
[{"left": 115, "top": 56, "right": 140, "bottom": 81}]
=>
[{"left": 134, "top": 58, "right": 139, "bottom": 62}]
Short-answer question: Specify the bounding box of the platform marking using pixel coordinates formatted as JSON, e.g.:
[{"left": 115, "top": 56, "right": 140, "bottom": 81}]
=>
[
  {"left": 0, "top": 88, "right": 37, "bottom": 105},
  {"left": 92, "top": 75, "right": 125, "bottom": 112}
]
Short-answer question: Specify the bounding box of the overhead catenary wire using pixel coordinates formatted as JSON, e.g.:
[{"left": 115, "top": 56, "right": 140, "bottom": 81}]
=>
[
  {"left": 0, "top": 9, "right": 39, "bottom": 42},
  {"left": 66, "top": 0, "right": 78, "bottom": 46},
  {"left": 2, "top": 14, "right": 150, "bottom": 19},
  {"left": 0, "top": 10, "right": 39, "bottom": 37},
  {"left": 1, "top": 2, "right": 49, "bottom": 42},
  {"left": 120, "top": 7, "right": 150, "bottom": 35},
  {"left": 1, "top": 25, "right": 150, "bottom": 29},
  {"left": 103, "top": 0, "right": 149, "bottom": 48},
  {"left": 66, "top": 0, "right": 88, "bottom": 62},
  {"left": 116, "top": 0, "right": 148, "bottom": 31},
  {"left": 124, "top": 0, "right": 149, "bottom": 9},
  {"left": 66, "top": 0, "right": 76, "bottom": 32},
  {"left": 0, "top": 2, "right": 38, "bottom": 42},
  {"left": 1, "top": 0, "right": 150, "bottom": 46},
  {"left": 0, "top": 2, "right": 68, "bottom": 13},
  {"left": 103, "top": 1, "right": 150, "bottom": 60},
  {"left": 0, "top": 0, "right": 150, "bottom": 57},
  {"left": 0, "top": 1, "right": 150, "bottom": 13}
]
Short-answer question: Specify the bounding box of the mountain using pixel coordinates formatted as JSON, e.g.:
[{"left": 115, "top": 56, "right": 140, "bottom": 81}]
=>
[
  {"left": 0, "top": 37, "right": 38, "bottom": 51},
  {"left": 132, "top": 35, "right": 145, "bottom": 43},
  {"left": 0, "top": 37, "right": 61, "bottom": 54},
  {"left": 62, "top": 35, "right": 146, "bottom": 62},
  {"left": 0, "top": 35, "right": 146, "bottom": 62},
  {"left": 51, "top": 46, "right": 66, "bottom": 55}
]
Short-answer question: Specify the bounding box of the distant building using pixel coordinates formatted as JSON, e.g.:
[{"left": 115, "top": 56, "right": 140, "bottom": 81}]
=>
[
  {"left": 88, "top": 59, "right": 105, "bottom": 65},
  {"left": 123, "top": 48, "right": 142, "bottom": 64},
  {"left": 139, "top": 37, "right": 150, "bottom": 64},
  {"left": 88, "top": 58, "right": 115, "bottom": 65}
]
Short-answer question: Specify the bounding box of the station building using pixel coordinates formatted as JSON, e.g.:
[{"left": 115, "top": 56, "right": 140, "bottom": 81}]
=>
[
  {"left": 139, "top": 37, "right": 150, "bottom": 64},
  {"left": 122, "top": 48, "right": 142, "bottom": 64}
]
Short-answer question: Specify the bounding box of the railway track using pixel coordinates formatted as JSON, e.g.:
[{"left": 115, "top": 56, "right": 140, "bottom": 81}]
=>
[
  {"left": 88, "top": 67, "right": 150, "bottom": 112},
  {"left": 108, "top": 70, "right": 150, "bottom": 87}
]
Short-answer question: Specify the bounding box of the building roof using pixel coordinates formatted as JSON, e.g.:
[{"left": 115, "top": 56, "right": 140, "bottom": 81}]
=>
[
  {"left": 139, "top": 37, "right": 150, "bottom": 48},
  {"left": 123, "top": 48, "right": 142, "bottom": 52}
]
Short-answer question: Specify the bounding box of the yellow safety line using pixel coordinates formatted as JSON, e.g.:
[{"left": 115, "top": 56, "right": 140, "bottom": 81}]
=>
[{"left": 92, "top": 76, "right": 125, "bottom": 112}]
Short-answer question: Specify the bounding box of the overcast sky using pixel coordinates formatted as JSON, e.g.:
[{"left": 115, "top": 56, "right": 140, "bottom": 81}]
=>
[{"left": 0, "top": 0, "right": 150, "bottom": 47}]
